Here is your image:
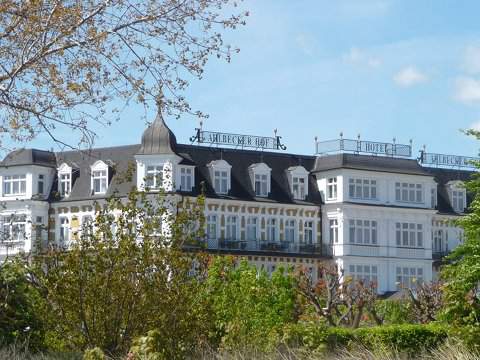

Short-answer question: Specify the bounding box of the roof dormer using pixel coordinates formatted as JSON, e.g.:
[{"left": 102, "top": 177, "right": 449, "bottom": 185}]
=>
[
  {"left": 287, "top": 166, "right": 309, "bottom": 200},
  {"left": 447, "top": 180, "right": 466, "bottom": 213},
  {"left": 248, "top": 163, "right": 271, "bottom": 197},
  {"left": 90, "top": 160, "right": 111, "bottom": 195},
  {"left": 58, "top": 162, "right": 73, "bottom": 197},
  {"left": 207, "top": 160, "right": 232, "bottom": 195}
]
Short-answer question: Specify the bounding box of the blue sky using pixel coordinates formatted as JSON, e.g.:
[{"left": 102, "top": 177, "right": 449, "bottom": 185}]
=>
[{"left": 31, "top": 0, "right": 480, "bottom": 157}]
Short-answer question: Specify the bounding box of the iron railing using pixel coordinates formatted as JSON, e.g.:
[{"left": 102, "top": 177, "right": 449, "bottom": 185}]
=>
[
  {"left": 315, "top": 138, "right": 412, "bottom": 158},
  {"left": 185, "top": 238, "right": 332, "bottom": 256}
]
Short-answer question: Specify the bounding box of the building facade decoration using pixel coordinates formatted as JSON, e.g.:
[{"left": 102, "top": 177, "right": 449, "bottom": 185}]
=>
[{"left": 0, "top": 111, "right": 475, "bottom": 292}]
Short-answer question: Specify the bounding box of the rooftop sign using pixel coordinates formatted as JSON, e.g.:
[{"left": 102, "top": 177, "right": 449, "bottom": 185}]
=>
[
  {"left": 190, "top": 129, "right": 287, "bottom": 151},
  {"left": 418, "top": 151, "right": 479, "bottom": 169},
  {"left": 315, "top": 137, "right": 412, "bottom": 158}
]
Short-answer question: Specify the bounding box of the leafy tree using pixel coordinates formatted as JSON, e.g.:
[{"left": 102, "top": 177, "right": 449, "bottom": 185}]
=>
[
  {"left": 441, "top": 129, "right": 480, "bottom": 328},
  {"left": 28, "top": 188, "right": 210, "bottom": 357},
  {"left": 204, "top": 257, "right": 298, "bottom": 351},
  {"left": 0, "top": 259, "right": 45, "bottom": 351},
  {"left": 0, "top": 0, "right": 247, "bottom": 148}
]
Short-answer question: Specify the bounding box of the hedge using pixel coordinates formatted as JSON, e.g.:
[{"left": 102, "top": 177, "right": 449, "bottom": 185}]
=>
[{"left": 282, "top": 323, "right": 449, "bottom": 354}]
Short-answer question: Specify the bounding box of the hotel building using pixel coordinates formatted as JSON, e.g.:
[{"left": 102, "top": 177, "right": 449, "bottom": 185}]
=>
[{"left": 0, "top": 111, "right": 475, "bottom": 293}]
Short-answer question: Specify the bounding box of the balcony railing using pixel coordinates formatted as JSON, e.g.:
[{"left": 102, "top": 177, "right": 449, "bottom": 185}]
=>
[
  {"left": 432, "top": 250, "right": 450, "bottom": 260},
  {"left": 0, "top": 240, "right": 26, "bottom": 254},
  {"left": 185, "top": 238, "right": 332, "bottom": 256}
]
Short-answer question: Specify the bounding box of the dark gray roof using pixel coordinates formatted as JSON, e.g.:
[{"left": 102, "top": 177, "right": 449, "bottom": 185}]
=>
[
  {"left": 313, "top": 153, "right": 432, "bottom": 176},
  {"left": 424, "top": 167, "right": 475, "bottom": 215},
  {"left": 1, "top": 148, "right": 57, "bottom": 168},
  {"left": 137, "top": 110, "right": 177, "bottom": 155},
  {"left": 47, "top": 144, "right": 322, "bottom": 205}
]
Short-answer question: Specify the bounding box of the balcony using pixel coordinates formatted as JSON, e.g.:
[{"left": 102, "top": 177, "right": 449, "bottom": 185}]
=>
[
  {"left": 432, "top": 250, "right": 449, "bottom": 260},
  {"left": 185, "top": 238, "right": 331, "bottom": 257},
  {"left": 0, "top": 240, "right": 26, "bottom": 255}
]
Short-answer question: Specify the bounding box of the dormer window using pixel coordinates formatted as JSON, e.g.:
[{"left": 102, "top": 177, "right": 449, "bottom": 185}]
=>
[
  {"left": 255, "top": 174, "right": 268, "bottom": 196},
  {"left": 60, "top": 173, "right": 71, "bottom": 196},
  {"left": 37, "top": 175, "right": 45, "bottom": 195},
  {"left": 452, "top": 190, "right": 465, "bottom": 213},
  {"left": 179, "top": 167, "right": 194, "bottom": 191},
  {"left": 448, "top": 181, "right": 466, "bottom": 213},
  {"left": 146, "top": 165, "right": 163, "bottom": 189},
  {"left": 214, "top": 170, "right": 228, "bottom": 194},
  {"left": 248, "top": 163, "right": 271, "bottom": 198},
  {"left": 58, "top": 163, "right": 73, "bottom": 197},
  {"left": 92, "top": 170, "right": 107, "bottom": 194},
  {"left": 91, "top": 161, "right": 109, "bottom": 195},
  {"left": 207, "top": 160, "right": 231, "bottom": 195},
  {"left": 287, "top": 166, "right": 309, "bottom": 200},
  {"left": 3, "top": 175, "right": 26, "bottom": 196}
]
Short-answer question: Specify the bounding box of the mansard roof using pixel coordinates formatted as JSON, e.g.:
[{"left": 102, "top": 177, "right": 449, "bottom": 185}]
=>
[
  {"left": 1, "top": 148, "right": 57, "bottom": 168},
  {"left": 425, "top": 167, "right": 475, "bottom": 215},
  {"left": 312, "top": 153, "right": 432, "bottom": 176},
  {"left": 137, "top": 109, "right": 178, "bottom": 155}
]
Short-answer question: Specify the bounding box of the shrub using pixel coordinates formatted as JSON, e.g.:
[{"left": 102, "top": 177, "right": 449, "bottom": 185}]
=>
[
  {"left": 83, "top": 348, "right": 105, "bottom": 360},
  {"left": 282, "top": 323, "right": 448, "bottom": 354},
  {"left": 354, "top": 324, "right": 448, "bottom": 354}
]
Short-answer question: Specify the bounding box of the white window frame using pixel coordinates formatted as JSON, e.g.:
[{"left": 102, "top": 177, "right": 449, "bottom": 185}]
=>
[
  {"left": 37, "top": 174, "right": 45, "bottom": 195},
  {"left": 225, "top": 215, "right": 238, "bottom": 241},
  {"left": 246, "top": 216, "right": 259, "bottom": 241},
  {"left": 249, "top": 163, "right": 271, "bottom": 197},
  {"left": 207, "top": 214, "right": 218, "bottom": 240},
  {"left": 284, "top": 219, "right": 296, "bottom": 242},
  {"left": 303, "top": 220, "right": 314, "bottom": 244},
  {"left": 208, "top": 160, "right": 232, "bottom": 195},
  {"left": 348, "top": 264, "right": 378, "bottom": 284},
  {"left": 0, "top": 214, "right": 27, "bottom": 242},
  {"left": 348, "top": 219, "right": 378, "bottom": 245},
  {"left": 292, "top": 176, "right": 307, "bottom": 200},
  {"left": 254, "top": 173, "right": 269, "bottom": 197},
  {"left": 396, "top": 266, "right": 424, "bottom": 289},
  {"left": 327, "top": 177, "right": 337, "bottom": 200},
  {"left": 451, "top": 189, "right": 466, "bottom": 213},
  {"left": 3, "top": 175, "right": 27, "bottom": 196},
  {"left": 58, "top": 163, "right": 73, "bottom": 197},
  {"left": 59, "top": 216, "right": 70, "bottom": 244},
  {"left": 395, "top": 182, "right": 423, "bottom": 204},
  {"left": 348, "top": 178, "right": 377, "bottom": 200},
  {"left": 431, "top": 187, "right": 437, "bottom": 209},
  {"left": 266, "top": 218, "right": 278, "bottom": 242},
  {"left": 329, "top": 219, "right": 339, "bottom": 244},
  {"left": 91, "top": 161, "right": 109, "bottom": 195},
  {"left": 179, "top": 166, "right": 194, "bottom": 191},
  {"left": 395, "top": 222, "right": 424, "bottom": 248},
  {"left": 145, "top": 165, "right": 163, "bottom": 190}
]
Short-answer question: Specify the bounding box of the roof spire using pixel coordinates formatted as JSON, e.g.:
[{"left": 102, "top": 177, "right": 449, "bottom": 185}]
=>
[{"left": 137, "top": 91, "right": 177, "bottom": 155}]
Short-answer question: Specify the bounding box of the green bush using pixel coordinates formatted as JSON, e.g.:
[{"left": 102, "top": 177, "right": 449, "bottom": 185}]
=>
[
  {"left": 375, "top": 299, "right": 413, "bottom": 325},
  {"left": 83, "top": 347, "right": 105, "bottom": 360},
  {"left": 354, "top": 324, "right": 448, "bottom": 354},
  {"left": 282, "top": 323, "right": 448, "bottom": 354}
]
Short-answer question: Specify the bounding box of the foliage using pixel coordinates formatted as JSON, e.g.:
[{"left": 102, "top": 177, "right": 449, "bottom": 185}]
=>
[
  {"left": 374, "top": 299, "right": 413, "bottom": 325},
  {"left": 204, "top": 257, "right": 298, "bottom": 351},
  {"left": 441, "top": 132, "right": 480, "bottom": 328},
  {"left": 282, "top": 322, "right": 448, "bottom": 355},
  {"left": 83, "top": 347, "right": 105, "bottom": 360},
  {"left": 28, "top": 189, "right": 209, "bottom": 357},
  {"left": 296, "top": 264, "right": 381, "bottom": 328},
  {"left": 0, "top": 258, "right": 45, "bottom": 351},
  {"left": 0, "top": 0, "right": 247, "bottom": 148}
]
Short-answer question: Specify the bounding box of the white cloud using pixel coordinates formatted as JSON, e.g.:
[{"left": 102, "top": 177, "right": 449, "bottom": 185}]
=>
[
  {"left": 454, "top": 77, "right": 480, "bottom": 104},
  {"left": 393, "top": 66, "right": 428, "bottom": 87},
  {"left": 343, "top": 47, "right": 382, "bottom": 68},
  {"left": 463, "top": 46, "right": 480, "bottom": 74}
]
